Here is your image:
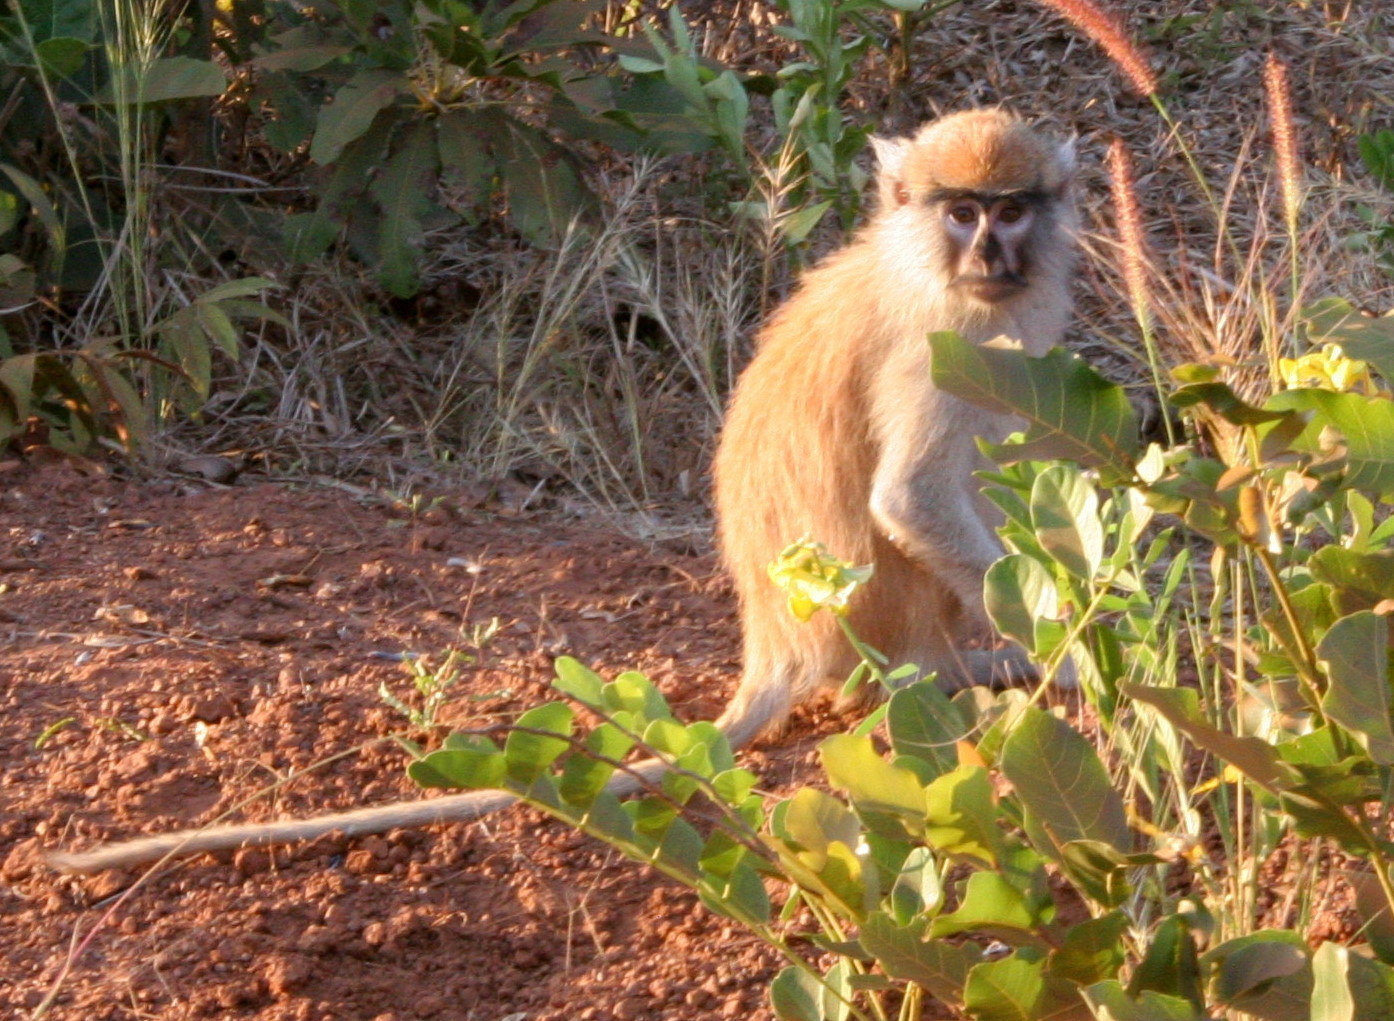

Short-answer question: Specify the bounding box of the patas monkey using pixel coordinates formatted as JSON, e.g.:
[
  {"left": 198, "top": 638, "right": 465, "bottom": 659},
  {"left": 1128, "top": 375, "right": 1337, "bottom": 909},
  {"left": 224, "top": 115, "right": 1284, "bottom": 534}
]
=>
[
  {"left": 51, "top": 109, "right": 1077, "bottom": 875},
  {"left": 712, "top": 107, "right": 1078, "bottom": 747}
]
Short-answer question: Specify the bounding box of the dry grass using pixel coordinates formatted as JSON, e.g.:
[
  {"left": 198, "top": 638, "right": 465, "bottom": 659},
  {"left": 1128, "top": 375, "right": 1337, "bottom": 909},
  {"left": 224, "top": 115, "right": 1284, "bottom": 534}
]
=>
[{"left": 169, "top": 0, "right": 1394, "bottom": 515}]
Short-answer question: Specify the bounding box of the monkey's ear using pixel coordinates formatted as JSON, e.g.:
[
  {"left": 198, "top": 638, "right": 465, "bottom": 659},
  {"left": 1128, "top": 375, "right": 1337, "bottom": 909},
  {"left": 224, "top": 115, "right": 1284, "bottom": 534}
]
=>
[
  {"left": 1051, "top": 137, "right": 1079, "bottom": 194},
  {"left": 871, "top": 135, "right": 913, "bottom": 207}
]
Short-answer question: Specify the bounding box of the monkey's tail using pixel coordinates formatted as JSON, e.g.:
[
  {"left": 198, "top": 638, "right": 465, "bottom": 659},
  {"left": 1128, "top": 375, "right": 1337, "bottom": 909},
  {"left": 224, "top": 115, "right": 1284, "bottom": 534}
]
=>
[{"left": 49, "top": 672, "right": 788, "bottom": 876}]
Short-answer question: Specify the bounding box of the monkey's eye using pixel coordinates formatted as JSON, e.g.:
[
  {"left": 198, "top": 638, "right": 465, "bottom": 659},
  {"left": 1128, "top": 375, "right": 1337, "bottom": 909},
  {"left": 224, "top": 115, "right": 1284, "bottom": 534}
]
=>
[
  {"left": 997, "top": 203, "right": 1024, "bottom": 224},
  {"left": 948, "top": 204, "right": 977, "bottom": 225}
]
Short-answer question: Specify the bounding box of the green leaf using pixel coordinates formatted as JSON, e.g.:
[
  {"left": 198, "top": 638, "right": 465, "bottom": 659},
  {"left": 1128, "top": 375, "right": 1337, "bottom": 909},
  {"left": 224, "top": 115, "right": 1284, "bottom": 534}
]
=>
[
  {"left": 770, "top": 959, "right": 853, "bottom": 1021},
  {"left": 1000, "top": 708, "right": 1130, "bottom": 854},
  {"left": 1170, "top": 380, "right": 1293, "bottom": 426},
  {"left": 1312, "top": 942, "right": 1355, "bottom": 1021},
  {"left": 1268, "top": 387, "right": 1394, "bottom": 497},
  {"left": 34, "top": 37, "right": 88, "bottom": 77},
  {"left": 603, "top": 670, "right": 671, "bottom": 721},
  {"left": 1319, "top": 612, "right": 1394, "bottom": 764},
  {"left": 310, "top": 69, "right": 404, "bottom": 165},
  {"left": 437, "top": 107, "right": 498, "bottom": 213},
  {"left": 1204, "top": 932, "right": 1312, "bottom": 1019},
  {"left": 98, "top": 56, "right": 227, "bottom": 104},
  {"left": 922, "top": 765, "right": 1002, "bottom": 866},
  {"left": 1128, "top": 914, "right": 1203, "bottom": 1008},
  {"left": 557, "top": 721, "right": 633, "bottom": 806},
  {"left": 1309, "top": 547, "right": 1394, "bottom": 615},
  {"left": 371, "top": 121, "right": 440, "bottom": 296},
  {"left": 1082, "top": 981, "right": 1204, "bottom": 1021},
  {"left": 1123, "top": 685, "right": 1285, "bottom": 791},
  {"left": 503, "top": 702, "right": 574, "bottom": 782},
  {"left": 985, "top": 554, "right": 1061, "bottom": 652},
  {"left": 495, "top": 119, "right": 596, "bottom": 244},
  {"left": 887, "top": 681, "right": 968, "bottom": 781},
  {"left": 859, "top": 913, "right": 980, "bottom": 1002},
  {"left": 1301, "top": 297, "right": 1394, "bottom": 382},
  {"left": 964, "top": 953, "right": 1084, "bottom": 1021},
  {"left": 1351, "top": 868, "right": 1394, "bottom": 965},
  {"left": 820, "top": 734, "right": 926, "bottom": 836},
  {"left": 408, "top": 735, "right": 506, "bottom": 789},
  {"left": 552, "top": 656, "right": 605, "bottom": 706},
  {"left": 930, "top": 871, "right": 1039, "bottom": 942},
  {"left": 889, "top": 846, "right": 943, "bottom": 923},
  {"left": 1050, "top": 911, "right": 1128, "bottom": 986},
  {"left": 929, "top": 332, "right": 1139, "bottom": 480},
  {"left": 771, "top": 966, "right": 824, "bottom": 1021},
  {"left": 1030, "top": 464, "right": 1104, "bottom": 580}
]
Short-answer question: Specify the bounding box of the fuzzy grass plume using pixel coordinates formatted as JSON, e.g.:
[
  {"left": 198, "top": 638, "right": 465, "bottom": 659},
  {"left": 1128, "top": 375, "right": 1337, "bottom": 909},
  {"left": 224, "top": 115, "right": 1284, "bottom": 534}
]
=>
[{"left": 1033, "top": 0, "right": 1157, "bottom": 97}]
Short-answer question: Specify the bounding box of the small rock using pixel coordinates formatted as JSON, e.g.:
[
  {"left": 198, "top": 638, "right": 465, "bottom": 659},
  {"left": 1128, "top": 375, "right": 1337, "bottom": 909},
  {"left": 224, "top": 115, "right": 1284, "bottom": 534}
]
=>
[
  {"left": 233, "top": 847, "right": 269, "bottom": 877},
  {"left": 262, "top": 953, "right": 310, "bottom": 997},
  {"left": 183, "top": 693, "right": 235, "bottom": 723}
]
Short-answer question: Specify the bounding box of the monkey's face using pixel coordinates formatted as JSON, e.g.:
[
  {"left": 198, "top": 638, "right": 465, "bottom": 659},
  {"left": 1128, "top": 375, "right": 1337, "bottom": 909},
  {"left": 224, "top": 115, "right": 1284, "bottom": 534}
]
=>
[{"left": 937, "top": 191, "right": 1042, "bottom": 303}]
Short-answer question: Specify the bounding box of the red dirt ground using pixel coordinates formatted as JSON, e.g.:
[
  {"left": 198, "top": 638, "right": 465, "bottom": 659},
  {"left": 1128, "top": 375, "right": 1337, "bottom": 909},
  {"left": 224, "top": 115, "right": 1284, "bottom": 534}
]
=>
[{"left": 1, "top": 457, "right": 864, "bottom": 1021}]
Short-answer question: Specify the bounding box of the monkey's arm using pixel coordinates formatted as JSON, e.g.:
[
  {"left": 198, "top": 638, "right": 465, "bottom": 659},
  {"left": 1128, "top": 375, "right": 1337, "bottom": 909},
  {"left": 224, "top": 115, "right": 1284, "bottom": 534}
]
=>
[{"left": 867, "top": 386, "right": 1007, "bottom": 624}]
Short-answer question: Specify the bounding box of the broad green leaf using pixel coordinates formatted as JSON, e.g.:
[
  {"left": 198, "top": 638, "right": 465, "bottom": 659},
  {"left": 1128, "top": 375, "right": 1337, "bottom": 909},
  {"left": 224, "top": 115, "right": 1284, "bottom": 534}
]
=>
[
  {"left": 579, "top": 789, "right": 633, "bottom": 843},
  {"left": 1302, "top": 298, "right": 1394, "bottom": 383},
  {"left": 503, "top": 702, "right": 574, "bottom": 781},
  {"left": 603, "top": 670, "right": 671, "bottom": 720},
  {"left": 964, "top": 953, "right": 1087, "bottom": 1021},
  {"left": 770, "top": 960, "right": 853, "bottom": 1021},
  {"left": 922, "top": 765, "right": 1002, "bottom": 866},
  {"left": 1000, "top": 708, "right": 1130, "bottom": 854},
  {"left": 1128, "top": 915, "right": 1203, "bottom": 1008},
  {"left": 771, "top": 966, "right": 824, "bottom": 1021},
  {"left": 1345, "top": 951, "right": 1394, "bottom": 1018},
  {"left": 1051, "top": 911, "right": 1128, "bottom": 986},
  {"left": 437, "top": 107, "right": 498, "bottom": 212},
  {"left": 1268, "top": 387, "right": 1394, "bottom": 497},
  {"left": 408, "top": 735, "right": 506, "bottom": 789},
  {"left": 557, "top": 721, "right": 633, "bottom": 806},
  {"left": 1082, "top": 981, "right": 1204, "bottom": 1021},
  {"left": 1311, "top": 942, "right": 1355, "bottom": 1021},
  {"left": 98, "top": 57, "right": 227, "bottom": 104},
  {"left": 1319, "top": 612, "right": 1394, "bottom": 763},
  {"left": 985, "top": 553, "right": 1059, "bottom": 651},
  {"left": 1030, "top": 464, "right": 1104, "bottom": 580},
  {"left": 495, "top": 119, "right": 595, "bottom": 244},
  {"left": 1204, "top": 931, "right": 1312, "bottom": 1019},
  {"left": 1122, "top": 685, "right": 1285, "bottom": 791},
  {"left": 930, "top": 871, "right": 1039, "bottom": 942},
  {"left": 1309, "top": 547, "right": 1394, "bottom": 615},
  {"left": 859, "top": 913, "right": 980, "bottom": 1002},
  {"left": 778, "top": 788, "right": 861, "bottom": 858},
  {"left": 310, "top": 69, "right": 404, "bottom": 165},
  {"left": 251, "top": 44, "right": 350, "bottom": 72},
  {"left": 1170, "top": 381, "right": 1293, "bottom": 426},
  {"left": 886, "top": 681, "right": 967, "bottom": 780},
  {"left": 929, "top": 331, "right": 1139, "bottom": 480},
  {"left": 1351, "top": 868, "right": 1394, "bottom": 965},
  {"left": 371, "top": 121, "right": 440, "bottom": 296},
  {"left": 889, "top": 846, "right": 943, "bottom": 923},
  {"left": 821, "top": 734, "right": 926, "bottom": 835},
  {"left": 700, "top": 858, "right": 771, "bottom": 927},
  {"left": 34, "top": 37, "right": 88, "bottom": 77},
  {"left": 552, "top": 656, "right": 605, "bottom": 706}
]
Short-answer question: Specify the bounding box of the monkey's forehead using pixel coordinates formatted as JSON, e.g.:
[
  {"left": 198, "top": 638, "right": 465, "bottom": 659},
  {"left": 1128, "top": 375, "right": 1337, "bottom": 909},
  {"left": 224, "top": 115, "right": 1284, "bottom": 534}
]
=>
[{"left": 906, "top": 110, "right": 1067, "bottom": 194}]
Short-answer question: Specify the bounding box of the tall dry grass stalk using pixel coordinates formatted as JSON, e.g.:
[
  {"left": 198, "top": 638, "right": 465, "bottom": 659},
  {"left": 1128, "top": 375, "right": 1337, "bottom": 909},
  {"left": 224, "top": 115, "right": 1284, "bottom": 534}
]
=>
[{"left": 1032, "top": 0, "right": 1157, "bottom": 97}]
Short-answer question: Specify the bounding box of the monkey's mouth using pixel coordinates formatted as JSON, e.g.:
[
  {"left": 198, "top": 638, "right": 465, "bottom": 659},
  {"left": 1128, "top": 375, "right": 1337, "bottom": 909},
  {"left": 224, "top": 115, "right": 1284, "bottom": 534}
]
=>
[{"left": 955, "top": 274, "right": 1028, "bottom": 302}]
